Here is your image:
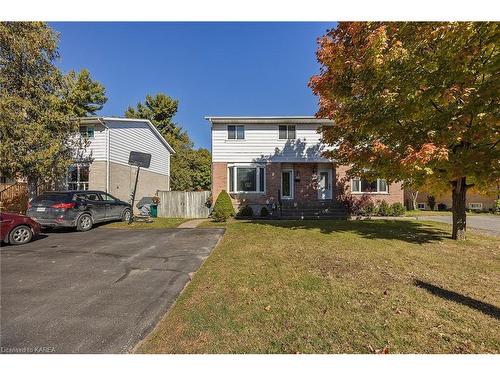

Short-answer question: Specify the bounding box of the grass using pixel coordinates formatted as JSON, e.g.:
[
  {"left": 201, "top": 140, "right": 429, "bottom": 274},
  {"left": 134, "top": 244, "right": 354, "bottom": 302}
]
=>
[
  {"left": 137, "top": 219, "right": 500, "bottom": 354},
  {"left": 101, "top": 217, "right": 187, "bottom": 229}
]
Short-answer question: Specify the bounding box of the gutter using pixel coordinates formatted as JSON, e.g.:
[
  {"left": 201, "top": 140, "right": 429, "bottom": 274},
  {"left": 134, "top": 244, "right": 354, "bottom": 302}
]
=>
[{"left": 95, "top": 117, "right": 110, "bottom": 193}]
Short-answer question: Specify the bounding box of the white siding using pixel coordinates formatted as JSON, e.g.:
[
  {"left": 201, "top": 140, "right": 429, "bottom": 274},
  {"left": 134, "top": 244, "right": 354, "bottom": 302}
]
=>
[
  {"left": 107, "top": 120, "right": 171, "bottom": 176},
  {"left": 74, "top": 123, "right": 107, "bottom": 161},
  {"left": 211, "top": 122, "right": 334, "bottom": 163}
]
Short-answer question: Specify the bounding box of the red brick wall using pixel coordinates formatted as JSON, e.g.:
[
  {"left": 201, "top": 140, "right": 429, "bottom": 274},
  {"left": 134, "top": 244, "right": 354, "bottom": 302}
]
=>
[
  {"left": 212, "top": 162, "right": 227, "bottom": 201},
  {"left": 335, "top": 165, "right": 404, "bottom": 204}
]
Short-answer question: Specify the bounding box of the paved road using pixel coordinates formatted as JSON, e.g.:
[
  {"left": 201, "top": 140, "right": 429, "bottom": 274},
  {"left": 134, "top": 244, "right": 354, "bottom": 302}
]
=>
[
  {"left": 1, "top": 227, "right": 224, "bottom": 353},
  {"left": 417, "top": 215, "right": 500, "bottom": 236}
]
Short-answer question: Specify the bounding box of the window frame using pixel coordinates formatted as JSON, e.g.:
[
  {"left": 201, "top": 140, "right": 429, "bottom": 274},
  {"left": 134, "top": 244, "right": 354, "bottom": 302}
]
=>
[
  {"left": 417, "top": 203, "right": 426, "bottom": 210},
  {"left": 227, "top": 125, "right": 245, "bottom": 140},
  {"left": 79, "top": 125, "right": 95, "bottom": 139},
  {"left": 351, "top": 178, "right": 389, "bottom": 194},
  {"left": 278, "top": 125, "right": 296, "bottom": 140},
  {"left": 67, "top": 163, "right": 90, "bottom": 191},
  {"left": 468, "top": 203, "right": 483, "bottom": 210},
  {"left": 227, "top": 164, "right": 266, "bottom": 194}
]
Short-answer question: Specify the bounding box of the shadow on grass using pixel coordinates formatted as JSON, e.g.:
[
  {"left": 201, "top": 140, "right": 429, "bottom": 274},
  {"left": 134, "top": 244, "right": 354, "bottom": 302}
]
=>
[
  {"left": 415, "top": 280, "right": 500, "bottom": 320},
  {"left": 245, "top": 219, "right": 450, "bottom": 244}
]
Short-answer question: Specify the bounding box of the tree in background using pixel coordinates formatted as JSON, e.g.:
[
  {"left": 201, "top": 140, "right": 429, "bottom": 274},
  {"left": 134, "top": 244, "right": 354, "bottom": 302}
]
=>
[
  {"left": 0, "top": 22, "right": 107, "bottom": 199},
  {"left": 125, "top": 93, "right": 211, "bottom": 191},
  {"left": 310, "top": 22, "right": 499, "bottom": 240}
]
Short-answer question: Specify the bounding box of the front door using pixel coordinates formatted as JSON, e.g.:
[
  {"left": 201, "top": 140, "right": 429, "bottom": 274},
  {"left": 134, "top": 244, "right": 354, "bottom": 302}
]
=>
[
  {"left": 281, "top": 169, "right": 293, "bottom": 199},
  {"left": 317, "top": 169, "right": 332, "bottom": 200}
]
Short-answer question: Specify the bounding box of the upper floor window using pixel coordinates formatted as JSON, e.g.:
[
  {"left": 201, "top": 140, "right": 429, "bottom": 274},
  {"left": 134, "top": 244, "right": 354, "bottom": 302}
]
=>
[
  {"left": 228, "top": 125, "right": 244, "bottom": 140},
  {"left": 351, "top": 178, "right": 388, "bottom": 193},
  {"left": 79, "top": 125, "right": 95, "bottom": 139},
  {"left": 278, "top": 125, "right": 296, "bottom": 140}
]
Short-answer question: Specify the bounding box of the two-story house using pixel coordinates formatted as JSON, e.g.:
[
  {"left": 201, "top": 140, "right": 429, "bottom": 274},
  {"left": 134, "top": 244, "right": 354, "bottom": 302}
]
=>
[
  {"left": 72, "top": 117, "right": 174, "bottom": 204},
  {"left": 207, "top": 116, "right": 404, "bottom": 216}
]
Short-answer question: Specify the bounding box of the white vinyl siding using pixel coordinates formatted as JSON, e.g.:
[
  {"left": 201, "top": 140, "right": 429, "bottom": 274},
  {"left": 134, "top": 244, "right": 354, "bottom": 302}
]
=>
[
  {"left": 75, "top": 123, "right": 107, "bottom": 161},
  {"left": 212, "top": 123, "right": 333, "bottom": 163},
  {"left": 108, "top": 120, "right": 170, "bottom": 176}
]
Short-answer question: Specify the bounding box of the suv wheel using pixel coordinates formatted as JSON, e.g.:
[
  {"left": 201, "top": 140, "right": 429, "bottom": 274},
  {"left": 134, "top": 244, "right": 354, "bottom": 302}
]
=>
[
  {"left": 77, "top": 213, "right": 93, "bottom": 231},
  {"left": 121, "top": 208, "right": 132, "bottom": 222},
  {"left": 9, "top": 225, "right": 33, "bottom": 245}
]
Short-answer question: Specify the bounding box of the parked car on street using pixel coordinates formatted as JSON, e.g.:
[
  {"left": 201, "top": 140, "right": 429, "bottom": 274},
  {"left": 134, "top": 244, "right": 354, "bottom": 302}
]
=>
[
  {"left": 26, "top": 191, "right": 132, "bottom": 231},
  {"left": 1, "top": 212, "right": 42, "bottom": 245}
]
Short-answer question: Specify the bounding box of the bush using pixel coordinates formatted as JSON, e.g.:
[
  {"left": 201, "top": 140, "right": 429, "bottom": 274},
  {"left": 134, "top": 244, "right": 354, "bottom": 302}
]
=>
[
  {"left": 427, "top": 195, "right": 436, "bottom": 210},
  {"left": 260, "top": 206, "right": 270, "bottom": 217},
  {"left": 237, "top": 205, "right": 254, "bottom": 218},
  {"left": 391, "top": 202, "right": 406, "bottom": 216},
  {"left": 211, "top": 190, "right": 235, "bottom": 222},
  {"left": 352, "top": 194, "right": 375, "bottom": 216},
  {"left": 377, "top": 200, "right": 393, "bottom": 216},
  {"left": 437, "top": 203, "right": 447, "bottom": 211}
]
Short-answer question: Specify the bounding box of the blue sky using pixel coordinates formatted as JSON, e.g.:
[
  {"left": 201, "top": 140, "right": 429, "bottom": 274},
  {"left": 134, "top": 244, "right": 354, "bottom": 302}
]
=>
[{"left": 50, "top": 22, "right": 336, "bottom": 149}]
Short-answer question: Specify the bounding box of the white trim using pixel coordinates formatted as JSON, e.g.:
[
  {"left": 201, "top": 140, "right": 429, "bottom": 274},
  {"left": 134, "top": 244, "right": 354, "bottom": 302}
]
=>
[
  {"left": 317, "top": 167, "right": 333, "bottom": 200},
  {"left": 281, "top": 169, "right": 294, "bottom": 199},
  {"left": 351, "top": 178, "right": 388, "bottom": 194},
  {"left": 227, "top": 164, "right": 266, "bottom": 194},
  {"left": 417, "top": 202, "right": 427, "bottom": 209},
  {"left": 468, "top": 202, "right": 483, "bottom": 210}
]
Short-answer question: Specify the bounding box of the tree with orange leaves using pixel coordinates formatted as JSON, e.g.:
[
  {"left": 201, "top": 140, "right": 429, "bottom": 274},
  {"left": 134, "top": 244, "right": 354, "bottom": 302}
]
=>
[{"left": 310, "top": 22, "right": 499, "bottom": 240}]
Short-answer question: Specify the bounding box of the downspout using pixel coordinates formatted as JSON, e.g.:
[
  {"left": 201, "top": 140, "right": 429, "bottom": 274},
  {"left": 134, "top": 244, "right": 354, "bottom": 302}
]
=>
[{"left": 96, "top": 118, "right": 109, "bottom": 193}]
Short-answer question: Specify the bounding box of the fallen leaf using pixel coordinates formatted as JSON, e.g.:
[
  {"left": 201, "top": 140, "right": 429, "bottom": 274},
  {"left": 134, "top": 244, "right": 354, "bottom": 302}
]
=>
[{"left": 265, "top": 305, "right": 271, "bottom": 311}]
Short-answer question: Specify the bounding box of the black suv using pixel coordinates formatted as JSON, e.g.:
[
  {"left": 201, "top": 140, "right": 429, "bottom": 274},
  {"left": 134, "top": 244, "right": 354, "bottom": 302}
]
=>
[{"left": 27, "top": 190, "right": 132, "bottom": 231}]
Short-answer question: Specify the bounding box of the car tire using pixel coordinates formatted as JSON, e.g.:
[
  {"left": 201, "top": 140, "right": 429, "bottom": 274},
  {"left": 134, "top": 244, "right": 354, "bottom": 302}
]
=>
[
  {"left": 76, "top": 213, "right": 93, "bottom": 232},
  {"left": 121, "top": 208, "right": 132, "bottom": 222},
  {"left": 9, "top": 225, "right": 33, "bottom": 245}
]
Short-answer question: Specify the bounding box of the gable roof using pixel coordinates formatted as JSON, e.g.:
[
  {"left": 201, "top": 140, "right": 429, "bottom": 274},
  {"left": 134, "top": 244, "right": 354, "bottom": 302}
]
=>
[{"left": 77, "top": 117, "right": 175, "bottom": 154}]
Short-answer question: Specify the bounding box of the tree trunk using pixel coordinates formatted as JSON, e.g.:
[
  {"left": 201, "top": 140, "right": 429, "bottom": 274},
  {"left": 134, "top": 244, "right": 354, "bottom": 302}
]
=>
[
  {"left": 27, "top": 175, "right": 38, "bottom": 201},
  {"left": 411, "top": 190, "right": 419, "bottom": 210},
  {"left": 451, "top": 177, "right": 467, "bottom": 240}
]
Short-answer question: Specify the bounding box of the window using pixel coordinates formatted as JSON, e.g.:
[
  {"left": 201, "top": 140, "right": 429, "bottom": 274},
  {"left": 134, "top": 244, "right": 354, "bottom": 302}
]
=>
[
  {"left": 417, "top": 203, "right": 426, "bottom": 210},
  {"left": 351, "top": 178, "right": 388, "bottom": 193},
  {"left": 228, "top": 166, "right": 265, "bottom": 193},
  {"left": 469, "top": 203, "right": 483, "bottom": 210},
  {"left": 278, "top": 125, "right": 296, "bottom": 140},
  {"left": 100, "top": 193, "right": 117, "bottom": 202},
  {"left": 67, "top": 164, "right": 89, "bottom": 190},
  {"left": 79, "top": 125, "right": 95, "bottom": 139},
  {"left": 227, "top": 125, "right": 244, "bottom": 140}
]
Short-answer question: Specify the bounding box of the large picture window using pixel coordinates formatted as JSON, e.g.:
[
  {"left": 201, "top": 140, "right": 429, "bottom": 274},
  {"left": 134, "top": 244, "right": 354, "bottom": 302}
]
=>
[
  {"left": 228, "top": 165, "right": 265, "bottom": 193},
  {"left": 67, "top": 164, "right": 90, "bottom": 190},
  {"left": 227, "top": 125, "right": 245, "bottom": 140},
  {"left": 351, "top": 178, "right": 388, "bottom": 193}
]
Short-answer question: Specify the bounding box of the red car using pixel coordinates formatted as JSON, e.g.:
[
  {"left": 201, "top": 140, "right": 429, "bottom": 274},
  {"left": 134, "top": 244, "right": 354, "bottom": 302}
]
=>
[{"left": 1, "top": 212, "right": 41, "bottom": 245}]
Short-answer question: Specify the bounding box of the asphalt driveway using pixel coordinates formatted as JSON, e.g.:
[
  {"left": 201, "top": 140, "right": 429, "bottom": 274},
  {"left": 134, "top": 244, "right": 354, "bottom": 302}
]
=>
[
  {"left": 0, "top": 227, "right": 224, "bottom": 353},
  {"left": 417, "top": 215, "right": 500, "bottom": 236}
]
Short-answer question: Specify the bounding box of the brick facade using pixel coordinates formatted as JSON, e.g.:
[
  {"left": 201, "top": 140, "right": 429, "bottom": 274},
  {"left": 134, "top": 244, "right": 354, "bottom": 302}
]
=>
[{"left": 212, "top": 161, "right": 405, "bottom": 209}]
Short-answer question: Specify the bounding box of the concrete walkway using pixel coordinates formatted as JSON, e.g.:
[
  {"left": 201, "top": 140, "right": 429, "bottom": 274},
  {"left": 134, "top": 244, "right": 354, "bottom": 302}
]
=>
[{"left": 177, "top": 219, "right": 209, "bottom": 228}]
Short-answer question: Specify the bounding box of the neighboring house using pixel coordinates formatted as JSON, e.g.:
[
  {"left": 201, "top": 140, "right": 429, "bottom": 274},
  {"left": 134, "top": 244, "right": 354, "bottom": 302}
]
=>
[
  {"left": 71, "top": 117, "right": 174, "bottom": 205},
  {"left": 207, "top": 116, "right": 404, "bottom": 214},
  {"left": 411, "top": 188, "right": 499, "bottom": 212}
]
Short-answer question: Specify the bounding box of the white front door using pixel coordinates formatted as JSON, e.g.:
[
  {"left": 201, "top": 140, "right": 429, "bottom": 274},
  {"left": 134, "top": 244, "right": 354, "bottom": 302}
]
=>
[{"left": 317, "top": 168, "right": 332, "bottom": 200}]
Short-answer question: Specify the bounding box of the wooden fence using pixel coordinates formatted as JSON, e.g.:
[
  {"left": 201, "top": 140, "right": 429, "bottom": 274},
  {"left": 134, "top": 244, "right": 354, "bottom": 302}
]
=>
[
  {"left": 0, "top": 182, "right": 54, "bottom": 213},
  {"left": 156, "top": 190, "right": 211, "bottom": 219}
]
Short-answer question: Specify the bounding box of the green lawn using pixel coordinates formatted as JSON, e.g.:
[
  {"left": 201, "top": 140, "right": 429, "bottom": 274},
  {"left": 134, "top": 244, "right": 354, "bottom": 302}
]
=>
[
  {"left": 138, "top": 219, "right": 500, "bottom": 354},
  {"left": 101, "top": 217, "right": 187, "bottom": 229}
]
